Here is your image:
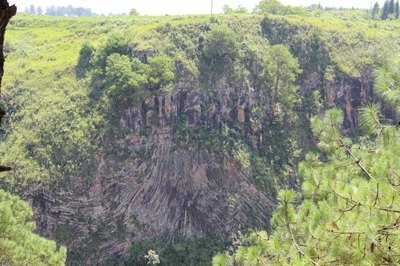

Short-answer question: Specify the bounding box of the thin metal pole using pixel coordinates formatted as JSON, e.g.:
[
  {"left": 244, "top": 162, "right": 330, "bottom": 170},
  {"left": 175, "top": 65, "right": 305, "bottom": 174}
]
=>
[{"left": 370, "top": 0, "right": 374, "bottom": 20}]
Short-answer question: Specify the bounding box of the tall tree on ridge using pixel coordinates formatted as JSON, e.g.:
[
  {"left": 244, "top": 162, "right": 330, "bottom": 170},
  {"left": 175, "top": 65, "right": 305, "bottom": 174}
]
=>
[
  {"left": 29, "top": 4, "right": 35, "bottom": 14},
  {"left": 381, "top": 1, "right": 389, "bottom": 19},
  {"left": 371, "top": 2, "right": 380, "bottom": 19},
  {"left": 389, "top": 0, "right": 395, "bottom": 14},
  {"left": 36, "top": 6, "right": 42, "bottom": 15}
]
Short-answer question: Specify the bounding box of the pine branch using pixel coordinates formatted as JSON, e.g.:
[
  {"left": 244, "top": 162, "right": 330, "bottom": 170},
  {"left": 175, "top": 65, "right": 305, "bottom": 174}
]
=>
[
  {"left": 282, "top": 199, "right": 318, "bottom": 265},
  {"left": 374, "top": 183, "right": 380, "bottom": 206},
  {"left": 332, "top": 202, "right": 360, "bottom": 223},
  {"left": 333, "top": 189, "right": 400, "bottom": 214},
  {"left": 337, "top": 140, "right": 374, "bottom": 180},
  {"left": 324, "top": 229, "right": 365, "bottom": 235}
]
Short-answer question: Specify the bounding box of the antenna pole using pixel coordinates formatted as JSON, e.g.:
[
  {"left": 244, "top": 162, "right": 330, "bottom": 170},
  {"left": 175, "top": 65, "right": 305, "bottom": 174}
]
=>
[{"left": 370, "top": 0, "right": 373, "bottom": 20}]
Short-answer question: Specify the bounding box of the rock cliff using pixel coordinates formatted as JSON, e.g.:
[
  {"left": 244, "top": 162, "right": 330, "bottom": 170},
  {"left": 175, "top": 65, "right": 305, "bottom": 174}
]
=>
[
  {"left": 26, "top": 87, "right": 280, "bottom": 264},
  {"left": 25, "top": 66, "right": 373, "bottom": 264}
]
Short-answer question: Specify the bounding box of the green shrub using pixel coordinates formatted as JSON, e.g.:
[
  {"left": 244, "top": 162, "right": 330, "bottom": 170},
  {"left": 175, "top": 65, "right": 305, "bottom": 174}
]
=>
[
  {"left": 147, "top": 54, "right": 175, "bottom": 93},
  {"left": 96, "top": 33, "right": 131, "bottom": 70},
  {"left": 105, "top": 53, "right": 147, "bottom": 106},
  {"left": 200, "top": 24, "right": 240, "bottom": 83},
  {"left": 76, "top": 42, "right": 95, "bottom": 78}
]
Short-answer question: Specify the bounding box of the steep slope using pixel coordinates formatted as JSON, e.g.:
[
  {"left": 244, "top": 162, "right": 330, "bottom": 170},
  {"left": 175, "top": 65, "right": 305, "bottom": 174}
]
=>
[{"left": 1, "top": 12, "right": 400, "bottom": 264}]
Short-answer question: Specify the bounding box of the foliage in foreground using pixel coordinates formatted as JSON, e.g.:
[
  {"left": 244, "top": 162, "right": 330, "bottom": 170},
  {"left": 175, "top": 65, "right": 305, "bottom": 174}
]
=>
[
  {"left": 0, "top": 189, "right": 67, "bottom": 265},
  {"left": 213, "top": 62, "right": 400, "bottom": 265}
]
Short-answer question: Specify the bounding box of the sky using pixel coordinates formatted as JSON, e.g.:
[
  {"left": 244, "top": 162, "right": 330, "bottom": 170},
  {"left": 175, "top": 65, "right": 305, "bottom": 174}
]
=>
[{"left": 13, "top": 0, "right": 385, "bottom": 16}]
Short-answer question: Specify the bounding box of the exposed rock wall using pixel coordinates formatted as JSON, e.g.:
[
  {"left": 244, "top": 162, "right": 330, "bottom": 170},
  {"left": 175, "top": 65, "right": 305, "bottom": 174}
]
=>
[
  {"left": 24, "top": 65, "right": 374, "bottom": 264},
  {"left": 324, "top": 68, "right": 374, "bottom": 128},
  {"left": 25, "top": 87, "right": 276, "bottom": 264}
]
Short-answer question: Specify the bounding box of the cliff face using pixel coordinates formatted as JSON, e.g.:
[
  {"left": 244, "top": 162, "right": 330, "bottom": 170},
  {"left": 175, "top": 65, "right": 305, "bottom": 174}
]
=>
[
  {"left": 301, "top": 68, "right": 374, "bottom": 127},
  {"left": 24, "top": 66, "right": 373, "bottom": 264},
  {"left": 26, "top": 87, "right": 279, "bottom": 264},
  {"left": 324, "top": 68, "right": 374, "bottom": 128}
]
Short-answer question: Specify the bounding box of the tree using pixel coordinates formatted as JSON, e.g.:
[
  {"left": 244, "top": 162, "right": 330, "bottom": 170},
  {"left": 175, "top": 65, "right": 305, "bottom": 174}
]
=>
[
  {"left": 389, "top": 0, "right": 395, "bottom": 14},
  {"left": 374, "top": 58, "right": 400, "bottom": 108},
  {"left": 254, "top": 0, "right": 295, "bottom": 15},
  {"left": 129, "top": 8, "right": 139, "bottom": 16},
  {"left": 371, "top": 2, "right": 380, "bottom": 19},
  {"left": 36, "top": 6, "right": 42, "bottom": 15},
  {"left": 0, "top": 189, "right": 67, "bottom": 265},
  {"left": 147, "top": 55, "right": 175, "bottom": 92},
  {"left": 76, "top": 42, "right": 96, "bottom": 78},
  {"left": 381, "top": 1, "right": 389, "bottom": 19},
  {"left": 105, "top": 53, "right": 139, "bottom": 89},
  {"left": 201, "top": 25, "right": 240, "bottom": 81},
  {"left": 266, "top": 44, "right": 301, "bottom": 109},
  {"left": 222, "top": 4, "right": 234, "bottom": 14},
  {"left": 213, "top": 59, "right": 400, "bottom": 265},
  {"left": 234, "top": 5, "right": 248, "bottom": 13},
  {"left": 46, "top": 6, "right": 56, "bottom": 16},
  {"left": 310, "top": 4, "right": 323, "bottom": 16},
  {"left": 396, "top": 0, "right": 399, "bottom": 18},
  {"left": 215, "top": 108, "right": 400, "bottom": 264},
  {"left": 44, "top": 5, "right": 93, "bottom": 17},
  {"left": 29, "top": 4, "right": 35, "bottom": 14},
  {"left": 96, "top": 33, "right": 130, "bottom": 70},
  {"left": 223, "top": 4, "right": 248, "bottom": 14},
  {"left": 105, "top": 53, "right": 147, "bottom": 106}
]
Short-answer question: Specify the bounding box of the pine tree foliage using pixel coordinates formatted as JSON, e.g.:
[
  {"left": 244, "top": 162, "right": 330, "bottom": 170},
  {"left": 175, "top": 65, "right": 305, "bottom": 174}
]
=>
[
  {"left": 372, "top": 2, "right": 381, "bottom": 19},
  {"left": 213, "top": 62, "right": 400, "bottom": 265},
  {"left": 389, "top": 0, "right": 395, "bottom": 15},
  {"left": 359, "top": 104, "right": 383, "bottom": 135},
  {"left": 267, "top": 44, "right": 301, "bottom": 108},
  {"left": 0, "top": 189, "right": 67, "bottom": 265},
  {"left": 375, "top": 60, "right": 400, "bottom": 108},
  {"left": 378, "top": 0, "right": 400, "bottom": 19},
  {"left": 381, "top": 1, "right": 390, "bottom": 19}
]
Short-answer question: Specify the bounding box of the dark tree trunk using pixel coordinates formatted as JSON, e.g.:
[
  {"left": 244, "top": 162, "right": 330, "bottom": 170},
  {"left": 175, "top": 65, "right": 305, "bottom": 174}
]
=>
[
  {"left": 0, "top": 0, "right": 16, "bottom": 171},
  {"left": 0, "top": 1, "right": 16, "bottom": 89}
]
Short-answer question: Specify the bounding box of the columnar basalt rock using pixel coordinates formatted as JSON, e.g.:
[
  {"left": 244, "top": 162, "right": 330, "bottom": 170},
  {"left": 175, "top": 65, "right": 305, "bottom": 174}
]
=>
[
  {"left": 24, "top": 65, "right": 375, "bottom": 264},
  {"left": 323, "top": 68, "right": 374, "bottom": 128}
]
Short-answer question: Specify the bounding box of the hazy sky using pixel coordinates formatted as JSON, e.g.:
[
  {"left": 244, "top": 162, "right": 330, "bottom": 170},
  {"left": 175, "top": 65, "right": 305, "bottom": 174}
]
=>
[{"left": 13, "top": 0, "right": 384, "bottom": 15}]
